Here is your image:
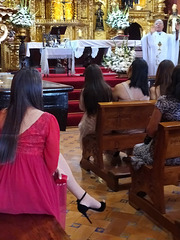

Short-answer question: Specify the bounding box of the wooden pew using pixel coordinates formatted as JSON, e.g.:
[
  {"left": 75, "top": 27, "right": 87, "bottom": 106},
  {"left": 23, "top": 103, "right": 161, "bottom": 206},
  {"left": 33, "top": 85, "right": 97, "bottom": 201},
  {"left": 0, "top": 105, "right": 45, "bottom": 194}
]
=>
[
  {"left": 0, "top": 213, "right": 71, "bottom": 240},
  {"left": 128, "top": 121, "right": 180, "bottom": 240},
  {"left": 80, "top": 100, "right": 155, "bottom": 191}
]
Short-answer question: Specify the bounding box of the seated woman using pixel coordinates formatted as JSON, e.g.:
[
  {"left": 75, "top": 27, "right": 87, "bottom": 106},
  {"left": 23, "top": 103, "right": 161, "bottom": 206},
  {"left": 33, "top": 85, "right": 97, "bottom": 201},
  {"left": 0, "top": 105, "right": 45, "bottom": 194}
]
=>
[
  {"left": 131, "top": 65, "right": 180, "bottom": 170},
  {"left": 112, "top": 59, "right": 150, "bottom": 101},
  {"left": 78, "top": 64, "right": 113, "bottom": 147},
  {"left": 0, "top": 68, "right": 106, "bottom": 226},
  {"left": 112, "top": 59, "right": 150, "bottom": 163},
  {"left": 150, "top": 60, "right": 174, "bottom": 100}
]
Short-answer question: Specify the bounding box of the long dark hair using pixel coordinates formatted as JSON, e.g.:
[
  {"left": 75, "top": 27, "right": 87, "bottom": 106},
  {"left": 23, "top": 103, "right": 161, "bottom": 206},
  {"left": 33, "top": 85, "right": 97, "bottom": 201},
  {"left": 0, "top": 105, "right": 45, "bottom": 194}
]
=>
[
  {"left": 0, "top": 68, "right": 43, "bottom": 163},
  {"left": 83, "top": 64, "right": 113, "bottom": 116},
  {"left": 129, "top": 59, "right": 149, "bottom": 96},
  {"left": 155, "top": 60, "right": 174, "bottom": 95},
  {"left": 166, "top": 65, "right": 180, "bottom": 101}
]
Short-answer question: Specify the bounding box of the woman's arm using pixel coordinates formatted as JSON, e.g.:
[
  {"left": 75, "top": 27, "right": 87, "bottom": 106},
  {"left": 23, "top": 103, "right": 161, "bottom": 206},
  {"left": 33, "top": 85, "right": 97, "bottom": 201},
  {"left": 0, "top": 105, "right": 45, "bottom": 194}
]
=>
[
  {"left": 112, "top": 83, "right": 128, "bottom": 101},
  {"left": 0, "top": 109, "right": 7, "bottom": 129},
  {"left": 150, "top": 86, "right": 156, "bottom": 100},
  {"left": 112, "top": 85, "right": 119, "bottom": 101},
  {"left": 44, "top": 115, "right": 60, "bottom": 175},
  {"left": 79, "top": 89, "right": 85, "bottom": 111},
  {"left": 146, "top": 106, "right": 162, "bottom": 138}
]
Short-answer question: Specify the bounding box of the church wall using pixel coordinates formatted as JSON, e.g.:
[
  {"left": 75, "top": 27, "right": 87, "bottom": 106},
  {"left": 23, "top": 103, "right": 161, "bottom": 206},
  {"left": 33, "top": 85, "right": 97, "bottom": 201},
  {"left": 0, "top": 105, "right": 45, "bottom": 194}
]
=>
[
  {"left": 165, "top": 0, "right": 173, "bottom": 13},
  {"left": 165, "top": 0, "right": 180, "bottom": 13},
  {"left": 177, "top": 2, "right": 180, "bottom": 13}
]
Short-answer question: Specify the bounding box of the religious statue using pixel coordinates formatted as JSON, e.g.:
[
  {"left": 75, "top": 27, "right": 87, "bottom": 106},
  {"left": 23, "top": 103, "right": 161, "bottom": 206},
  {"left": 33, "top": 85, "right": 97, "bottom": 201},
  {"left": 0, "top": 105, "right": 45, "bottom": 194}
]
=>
[
  {"left": 95, "top": 2, "right": 104, "bottom": 31},
  {"left": 167, "top": 4, "right": 180, "bottom": 34}
]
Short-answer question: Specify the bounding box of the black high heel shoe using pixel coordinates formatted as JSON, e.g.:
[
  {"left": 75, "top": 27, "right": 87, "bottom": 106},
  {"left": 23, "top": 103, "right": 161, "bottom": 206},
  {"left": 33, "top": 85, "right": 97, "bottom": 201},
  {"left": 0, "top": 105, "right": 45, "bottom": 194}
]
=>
[{"left": 77, "top": 192, "right": 106, "bottom": 224}]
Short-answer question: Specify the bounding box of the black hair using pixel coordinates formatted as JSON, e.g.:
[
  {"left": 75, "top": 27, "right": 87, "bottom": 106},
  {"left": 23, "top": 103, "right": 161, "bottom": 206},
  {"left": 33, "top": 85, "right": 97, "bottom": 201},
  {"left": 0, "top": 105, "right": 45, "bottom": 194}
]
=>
[
  {"left": 129, "top": 59, "right": 149, "bottom": 96},
  {"left": 155, "top": 60, "right": 174, "bottom": 95},
  {"left": 0, "top": 68, "right": 43, "bottom": 163},
  {"left": 166, "top": 65, "right": 180, "bottom": 101},
  {"left": 83, "top": 64, "right": 113, "bottom": 116}
]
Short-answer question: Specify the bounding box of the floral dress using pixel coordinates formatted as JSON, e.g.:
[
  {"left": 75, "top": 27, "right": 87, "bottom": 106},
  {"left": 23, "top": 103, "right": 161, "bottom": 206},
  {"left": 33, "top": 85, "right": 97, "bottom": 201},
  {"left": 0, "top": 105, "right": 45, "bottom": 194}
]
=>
[{"left": 131, "top": 95, "right": 180, "bottom": 170}]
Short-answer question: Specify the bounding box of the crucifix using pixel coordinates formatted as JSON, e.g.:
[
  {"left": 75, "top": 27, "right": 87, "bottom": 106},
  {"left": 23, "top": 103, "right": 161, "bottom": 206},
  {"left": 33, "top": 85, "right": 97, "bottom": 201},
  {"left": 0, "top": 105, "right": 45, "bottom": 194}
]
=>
[{"left": 60, "top": 0, "right": 70, "bottom": 21}]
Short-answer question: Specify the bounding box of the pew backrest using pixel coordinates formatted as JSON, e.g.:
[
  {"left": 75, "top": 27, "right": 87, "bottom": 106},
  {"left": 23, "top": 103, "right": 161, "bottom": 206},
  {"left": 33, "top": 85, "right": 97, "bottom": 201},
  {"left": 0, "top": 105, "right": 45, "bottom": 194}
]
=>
[{"left": 96, "top": 100, "right": 156, "bottom": 151}]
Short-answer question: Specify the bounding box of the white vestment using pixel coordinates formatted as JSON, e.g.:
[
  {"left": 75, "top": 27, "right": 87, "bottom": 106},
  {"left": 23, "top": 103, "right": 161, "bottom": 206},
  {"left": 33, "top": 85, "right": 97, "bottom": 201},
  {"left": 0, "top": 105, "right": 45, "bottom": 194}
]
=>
[{"left": 141, "top": 31, "right": 179, "bottom": 76}]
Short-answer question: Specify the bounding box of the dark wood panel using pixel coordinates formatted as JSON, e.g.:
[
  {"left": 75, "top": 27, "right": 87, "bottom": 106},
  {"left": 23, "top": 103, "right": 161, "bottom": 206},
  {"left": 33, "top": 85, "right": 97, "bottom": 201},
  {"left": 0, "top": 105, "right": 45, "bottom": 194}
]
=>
[{"left": 0, "top": 75, "right": 74, "bottom": 131}]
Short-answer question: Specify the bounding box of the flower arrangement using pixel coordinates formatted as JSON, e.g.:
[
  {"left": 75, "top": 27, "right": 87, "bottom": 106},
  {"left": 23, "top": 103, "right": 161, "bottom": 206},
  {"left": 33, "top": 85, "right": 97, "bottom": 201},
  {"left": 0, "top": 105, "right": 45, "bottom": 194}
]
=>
[
  {"left": 9, "top": 0, "right": 34, "bottom": 28},
  {"left": 103, "top": 42, "right": 136, "bottom": 73},
  {"left": 106, "top": 6, "right": 130, "bottom": 30}
]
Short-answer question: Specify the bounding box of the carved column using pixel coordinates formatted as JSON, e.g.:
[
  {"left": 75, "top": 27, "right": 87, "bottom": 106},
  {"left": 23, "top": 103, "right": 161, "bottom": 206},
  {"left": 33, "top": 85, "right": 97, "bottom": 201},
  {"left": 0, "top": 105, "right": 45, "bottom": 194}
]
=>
[
  {"left": 1, "top": 42, "right": 19, "bottom": 71},
  {"left": 41, "top": 0, "right": 46, "bottom": 19},
  {"left": 77, "top": 1, "right": 82, "bottom": 20},
  {"left": 89, "top": 0, "right": 94, "bottom": 39},
  {"left": 29, "top": 0, "right": 36, "bottom": 41},
  {"left": 157, "top": 0, "right": 166, "bottom": 14},
  {"left": 74, "top": 0, "right": 78, "bottom": 20},
  {"left": 107, "top": 0, "right": 111, "bottom": 11}
]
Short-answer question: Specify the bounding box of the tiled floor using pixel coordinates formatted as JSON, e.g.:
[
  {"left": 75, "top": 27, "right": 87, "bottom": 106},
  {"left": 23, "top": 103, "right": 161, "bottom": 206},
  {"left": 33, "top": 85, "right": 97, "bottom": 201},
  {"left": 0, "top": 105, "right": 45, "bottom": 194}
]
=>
[{"left": 60, "top": 127, "right": 179, "bottom": 240}]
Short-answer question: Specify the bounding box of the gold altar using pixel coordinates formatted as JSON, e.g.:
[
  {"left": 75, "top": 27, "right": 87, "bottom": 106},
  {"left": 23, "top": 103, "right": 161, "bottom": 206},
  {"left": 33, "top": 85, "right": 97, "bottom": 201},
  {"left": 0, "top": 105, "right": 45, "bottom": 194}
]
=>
[{"left": 0, "top": 0, "right": 167, "bottom": 71}]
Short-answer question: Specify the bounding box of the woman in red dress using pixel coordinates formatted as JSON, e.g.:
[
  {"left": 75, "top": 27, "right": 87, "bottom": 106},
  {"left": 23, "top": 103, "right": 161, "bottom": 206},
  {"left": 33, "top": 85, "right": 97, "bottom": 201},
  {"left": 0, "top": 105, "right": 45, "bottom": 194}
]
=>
[{"left": 0, "top": 68, "right": 105, "bottom": 227}]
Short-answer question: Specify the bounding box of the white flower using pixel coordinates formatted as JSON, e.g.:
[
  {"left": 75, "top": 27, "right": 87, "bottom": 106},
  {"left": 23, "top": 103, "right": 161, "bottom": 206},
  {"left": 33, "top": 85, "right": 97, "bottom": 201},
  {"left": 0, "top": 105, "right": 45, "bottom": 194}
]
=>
[
  {"left": 106, "top": 6, "right": 129, "bottom": 30},
  {"left": 8, "top": 1, "right": 34, "bottom": 28},
  {"left": 103, "top": 41, "right": 135, "bottom": 73}
]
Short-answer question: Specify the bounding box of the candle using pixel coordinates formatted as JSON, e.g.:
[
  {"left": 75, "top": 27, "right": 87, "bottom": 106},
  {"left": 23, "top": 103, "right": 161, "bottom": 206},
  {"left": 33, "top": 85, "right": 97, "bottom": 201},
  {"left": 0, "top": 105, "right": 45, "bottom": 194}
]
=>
[{"left": 78, "top": 29, "right": 82, "bottom": 38}]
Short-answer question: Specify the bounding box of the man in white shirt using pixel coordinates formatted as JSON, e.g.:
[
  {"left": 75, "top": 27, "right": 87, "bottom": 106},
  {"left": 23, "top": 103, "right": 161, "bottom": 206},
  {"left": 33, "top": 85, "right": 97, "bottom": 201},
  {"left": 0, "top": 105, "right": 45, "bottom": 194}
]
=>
[{"left": 141, "top": 19, "right": 179, "bottom": 76}]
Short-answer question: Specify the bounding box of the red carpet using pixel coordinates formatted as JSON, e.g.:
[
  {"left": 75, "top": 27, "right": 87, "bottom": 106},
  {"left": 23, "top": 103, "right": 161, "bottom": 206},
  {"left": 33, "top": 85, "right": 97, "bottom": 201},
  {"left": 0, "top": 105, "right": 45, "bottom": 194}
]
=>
[
  {"left": 42, "top": 74, "right": 125, "bottom": 89},
  {"left": 42, "top": 67, "right": 127, "bottom": 127}
]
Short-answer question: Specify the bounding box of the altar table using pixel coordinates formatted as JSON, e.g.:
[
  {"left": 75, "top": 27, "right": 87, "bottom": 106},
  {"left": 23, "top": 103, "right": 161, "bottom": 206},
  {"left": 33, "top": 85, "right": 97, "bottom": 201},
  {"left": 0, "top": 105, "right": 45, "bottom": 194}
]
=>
[
  {"left": 40, "top": 47, "right": 75, "bottom": 75},
  {"left": 26, "top": 40, "right": 142, "bottom": 73},
  {"left": 26, "top": 42, "right": 44, "bottom": 57},
  {"left": 26, "top": 43, "right": 75, "bottom": 75},
  {"left": 0, "top": 74, "right": 74, "bottom": 131}
]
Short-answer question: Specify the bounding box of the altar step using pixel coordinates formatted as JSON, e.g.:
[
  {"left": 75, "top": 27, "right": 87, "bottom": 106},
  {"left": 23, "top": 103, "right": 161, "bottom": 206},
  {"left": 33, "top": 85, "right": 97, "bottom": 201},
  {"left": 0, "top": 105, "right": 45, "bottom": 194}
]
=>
[
  {"left": 67, "top": 112, "right": 84, "bottom": 127},
  {"left": 68, "top": 89, "right": 81, "bottom": 101},
  {"left": 68, "top": 100, "right": 81, "bottom": 112}
]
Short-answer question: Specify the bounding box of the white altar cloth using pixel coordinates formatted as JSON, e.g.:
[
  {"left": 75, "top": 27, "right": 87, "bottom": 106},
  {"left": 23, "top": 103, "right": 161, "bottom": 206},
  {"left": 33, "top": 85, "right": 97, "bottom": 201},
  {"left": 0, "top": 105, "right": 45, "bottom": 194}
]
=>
[
  {"left": 69, "top": 39, "right": 141, "bottom": 58},
  {"left": 40, "top": 47, "right": 75, "bottom": 75},
  {"left": 26, "top": 42, "right": 44, "bottom": 57},
  {"left": 26, "top": 40, "right": 142, "bottom": 75}
]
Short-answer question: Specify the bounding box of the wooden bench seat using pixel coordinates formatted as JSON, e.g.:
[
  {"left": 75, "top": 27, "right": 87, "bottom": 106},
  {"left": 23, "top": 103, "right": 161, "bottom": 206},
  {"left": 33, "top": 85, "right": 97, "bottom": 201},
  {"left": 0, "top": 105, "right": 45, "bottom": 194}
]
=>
[
  {"left": 0, "top": 213, "right": 71, "bottom": 240},
  {"left": 80, "top": 100, "right": 155, "bottom": 191},
  {"left": 128, "top": 121, "right": 180, "bottom": 240}
]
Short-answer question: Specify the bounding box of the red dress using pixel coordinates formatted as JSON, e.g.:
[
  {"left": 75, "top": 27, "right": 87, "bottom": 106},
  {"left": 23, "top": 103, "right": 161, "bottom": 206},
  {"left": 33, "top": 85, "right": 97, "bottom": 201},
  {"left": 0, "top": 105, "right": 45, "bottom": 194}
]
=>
[{"left": 0, "top": 112, "right": 64, "bottom": 226}]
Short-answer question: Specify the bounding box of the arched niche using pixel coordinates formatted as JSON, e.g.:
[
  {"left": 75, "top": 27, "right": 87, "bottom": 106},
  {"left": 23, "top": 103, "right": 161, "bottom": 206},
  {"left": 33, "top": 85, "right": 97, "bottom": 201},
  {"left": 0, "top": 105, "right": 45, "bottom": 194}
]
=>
[{"left": 124, "top": 22, "right": 142, "bottom": 40}]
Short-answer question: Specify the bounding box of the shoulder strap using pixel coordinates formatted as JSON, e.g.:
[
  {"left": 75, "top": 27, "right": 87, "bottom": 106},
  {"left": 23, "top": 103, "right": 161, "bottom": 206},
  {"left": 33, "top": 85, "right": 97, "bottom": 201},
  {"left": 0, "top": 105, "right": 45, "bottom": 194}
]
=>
[{"left": 122, "top": 82, "right": 133, "bottom": 100}]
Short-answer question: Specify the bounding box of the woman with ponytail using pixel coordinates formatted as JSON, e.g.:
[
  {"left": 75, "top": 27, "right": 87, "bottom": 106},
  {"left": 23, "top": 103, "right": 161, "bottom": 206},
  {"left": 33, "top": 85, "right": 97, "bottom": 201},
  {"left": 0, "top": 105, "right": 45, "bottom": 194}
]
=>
[{"left": 131, "top": 65, "right": 180, "bottom": 170}]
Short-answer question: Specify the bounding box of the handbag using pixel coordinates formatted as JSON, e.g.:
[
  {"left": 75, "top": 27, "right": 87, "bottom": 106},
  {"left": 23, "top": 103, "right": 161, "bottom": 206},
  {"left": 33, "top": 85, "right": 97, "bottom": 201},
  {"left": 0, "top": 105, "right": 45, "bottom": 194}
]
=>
[{"left": 54, "top": 171, "right": 67, "bottom": 229}]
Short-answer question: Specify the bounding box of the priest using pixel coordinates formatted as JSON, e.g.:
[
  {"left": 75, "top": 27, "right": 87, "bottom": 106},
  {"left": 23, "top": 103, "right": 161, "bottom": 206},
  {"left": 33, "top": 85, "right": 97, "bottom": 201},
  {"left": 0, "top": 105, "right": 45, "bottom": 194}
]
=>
[{"left": 141, "top": 19, "right": 179, "bottom": 76}]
